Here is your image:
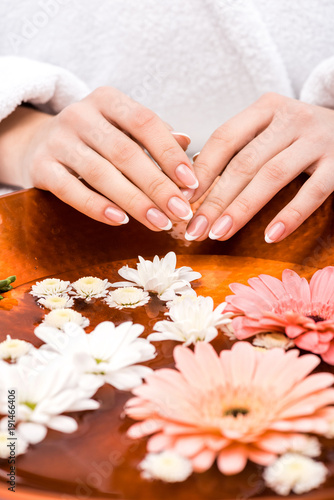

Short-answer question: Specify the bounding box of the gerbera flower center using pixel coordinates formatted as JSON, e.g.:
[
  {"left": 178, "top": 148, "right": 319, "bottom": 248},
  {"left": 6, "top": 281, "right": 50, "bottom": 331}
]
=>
[
  {"left": 306, "top": 314, "right": 325, "bottom": 323},
  {"left": 273, "top": 298, "right": 334, "bottom": 323},
  {"left": 22, "top": 401, "right": 37, "bottom": 411},
  {"left": 223, "top": 407, "right": 249, "bottom": 417}
]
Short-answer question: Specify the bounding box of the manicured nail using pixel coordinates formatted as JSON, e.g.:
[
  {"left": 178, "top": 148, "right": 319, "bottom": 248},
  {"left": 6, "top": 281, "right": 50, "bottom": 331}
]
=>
[
  {"left": 171, "top": 132, "right": 191, "bottom": 145},
  {"left": 192, "top": 152, "right": 200, "bottom": 162},
  {"left": 175, "top": 164, "right": 199, "bottom": 189},
  {"left": 265, "top": 222, "right": 285, "bottom": 243},
  {"left": 167, "top": 197, "right": 193, "bottom": 221},
  {"left": 185, "top": 215, "right": 209, "bottom": 241},
  {"left": 146, "top": 208, "right": 172, "bottom": 231},
  {"left": 181, "top": 188, "right": 195, "bottom": 200},
  {"left": 105, "top": 207, "right": 129, "bottom": 224},
  {"left": 209, "top": 215, "right": 233, "bottom": 240}
]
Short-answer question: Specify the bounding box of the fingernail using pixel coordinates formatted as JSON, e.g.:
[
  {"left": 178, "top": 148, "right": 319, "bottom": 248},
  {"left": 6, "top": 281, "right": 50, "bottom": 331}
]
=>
[
  {"left": 167, "top": 197, "right": 193, "bottom": 221},
  {"left": 181, "top": 188, "right": 195, "bottom": 201},
  {"left": 265, "top": 222, "right": 285, "bottom": 243},
  {"left": 105, "top": 207, "right": 129, "bottom": 224},
  {"left": 175, "top": 164, "right": 199, "bottom": 189},
  {"left": 146, "top": 208, "right": 172, "bottom": 231},
  {"left": 171, "top": 132, "right": 191, "bottom": 145},
  {"left": 185, "top": 215, "right": 208, "bottom": 241},
  {"left": 209, "top": 215, "right": 233, "bottom": 240},
  {"left": 192, "top": 152, "right": 200, "bottom": 162}
]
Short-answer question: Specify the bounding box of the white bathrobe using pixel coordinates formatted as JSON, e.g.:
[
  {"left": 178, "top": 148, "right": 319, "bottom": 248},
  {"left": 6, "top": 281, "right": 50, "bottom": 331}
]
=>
[{"left": 0, "top": 0, "right": 334, "bottom": 193}]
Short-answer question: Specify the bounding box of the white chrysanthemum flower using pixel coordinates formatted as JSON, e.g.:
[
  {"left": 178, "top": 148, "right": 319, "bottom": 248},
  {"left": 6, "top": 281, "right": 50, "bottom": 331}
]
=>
[
  {"left": 34, "top": 321, "right": 156, "bottom": 391},
  {"left": 70, "top": 276, "right": 111, "bottom": 301},
  {"left": 30, "top": 278, "right": 71, "bottom": 298},
  {"left": 165, "top": 288, "right": 198, "bottom": 308},
  {"left": 0, "top": 418, "right": 29, "bottom": 458},
  {"left": 288, "top": 435, "right": 321, "bottom": 457},
  {"left": 253, "top": 332, "right": 295, "bottom": 350},
  {"left": 38, "top": 295, "right": 74, "bottom": 310},
  {"left": 0, "top": 335, "right": 33, "bottom": 361},
  {"left": 139, "top": 451, "right": 193, "bottom": 483},
  {"left": 263, "top": 453, "right": 327, "bottom": 496},
  {"left": 0, "top": 357, "right": 100, "bottom": 444},
  {"left": 148, "top": 296, "right": 232, "bottom": 346},
  {"left": 43, "top": 309, "right": 89, "bottom": 330},
  {"left": 105, "top": 287, "right": 150, "bottom": 309},
  {"left": 112, "top": 252, "right": 201, "bottom": 300}
]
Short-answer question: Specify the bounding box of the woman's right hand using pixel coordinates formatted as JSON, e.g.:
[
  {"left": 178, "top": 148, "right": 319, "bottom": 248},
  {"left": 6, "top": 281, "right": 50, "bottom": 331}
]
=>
[{"left": 0, "top": 87, "right": 197, "bottom": 231}]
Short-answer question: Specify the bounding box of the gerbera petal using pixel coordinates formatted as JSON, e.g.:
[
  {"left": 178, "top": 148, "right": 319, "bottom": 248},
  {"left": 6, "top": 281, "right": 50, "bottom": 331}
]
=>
[
  {"left": 310, "top": 266, "right": 334, "bottom": 303},
  {"left": 281, "top": 269, "right": 311, "bottom": 303},
  {"left": 191, "top": 449, "right": 216, "bottom": 472},
  {"left": 321, "top": 340, "right": 334, "bottom": 365},
  {"left": 217, "top": 445, "right": 248, "bottom": 475}
]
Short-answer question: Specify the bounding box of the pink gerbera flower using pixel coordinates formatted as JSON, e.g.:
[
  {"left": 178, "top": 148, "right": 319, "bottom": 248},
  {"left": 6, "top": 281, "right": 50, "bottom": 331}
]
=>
[
  {"left": 126, "top": 342, "right": 334, "bottom": 475},
  {"left": 225, "top": 267, "right": 334, "bottom": 364}
]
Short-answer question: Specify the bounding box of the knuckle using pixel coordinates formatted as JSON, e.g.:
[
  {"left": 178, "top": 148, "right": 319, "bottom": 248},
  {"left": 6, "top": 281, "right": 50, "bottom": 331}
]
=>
[
  {"left": 58, "top": 103, "right": 82, "bottom": 126},
  {"left": 311, "top": 179, "right": 330, "bottom": 199},
  {"left": 130, "top": 105, "right": 157, "bottom": 129},
  {"left": 90, "top": 86, "right": 111, "bottom": 102},
  {"left": 262, "top": 161, "right": 287, "bottom": 182},
  {"left": 125, "top": 191, "right": 145, "bottom": 213},
  {"left": 82, "top": 192, "right": 97, "bottom": 215},
  {"left": 286, "top": 205, "right": 303, "bottom": 222},
  {"left": 210, "top": 125, "right": 236, "bottom": 149},
  {"left": 228, "top": 149, "right": 259, "bottom": 177},
  {"left": 159, "top": 143, "right": 180, "bottom": 164},
  {"left": 147, "top": 175, "right": 169, "bottom": 200},
  {"left": 205, "top": 194, "right": 224, "bottom": 214},
  {"left": 234, "top": 196, "right": 251, "bottom": 214},
  {"left": 258, "top": 92, "right": 280, "bottom": 106},
  {"left": 111, "top": 138, "right": 137, "bottom": 166},
  {"left": 85, "top": 160, "right": 108, "bottom": 185},
  {"left": 195, "top": 160, "right": 213, "bottom": 178}
]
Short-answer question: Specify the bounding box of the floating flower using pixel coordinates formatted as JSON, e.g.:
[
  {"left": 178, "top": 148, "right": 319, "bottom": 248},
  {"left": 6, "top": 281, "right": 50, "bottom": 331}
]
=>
[
  {"left": 105, "top": 287, "right": 150, "bottom": 309},
  {"left": 43, "top": 308, "right": 89, "bottom": 330},
  {"left": 263, "top": 453, "right": 327, "bottom": 495},
  {"left": 225, "top": 267, "right": 334, "bottom": 364},
  {"left": 38, "top": 295, "right": 74, "bottom": 310},
  {"left": 0, "top": 357, "right": 99, "bottom": 444},
  {"left": 30, "top": 278, "right": 71, "bottom": 298},
  {"left": 287, "top": 435, "right": 321, "bottom": 457},
  {"left": 148, "top": 296, "right": 232, "bottom": 345},
  {"left": 126, "top": 342, "right": 334, "bottom": 475},
  {"left": 0, "top": 335, "right": 33, "bottom": 361},
  {"left": 139, "top": 451, "right": 193, "bottom": 483},
  {"left": 0, "top": 418, "right": 29, "bottom": 458},
  {"left": 165, "top": 288, "right": 198, "bottom": 308},
  {"left": 34, "top": 321, "right": 156, "bottom": 391},
  {"left": 253, "top": 333, "right": 294, "bottom": 350},
  {"left": 112, "top": 252, "right": 201, "bottom": 301},
  {"left": 70, "top": 276, "right": 111, "bottom": 301}
]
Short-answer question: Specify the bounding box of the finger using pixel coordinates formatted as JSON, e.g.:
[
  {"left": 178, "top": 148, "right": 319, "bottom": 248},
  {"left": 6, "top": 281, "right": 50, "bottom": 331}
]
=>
[
  {"left": 72, "top": 117, "right": 193, "bottom": 222},
  {"left": 191, "top": 94, "right": 280, "bottom": 202},
  {"left": 43, "top": 162, "right": 130, "bottom": 226},
  {"left": 89, "top": 87, "right": 198, "bottom": 189},
  {"left": 185, "top": 140, "right": 317, "bottom": 241},
  {"left": 56, "top": 142, "right": 189, "bottom": 231},
  {"left": 264, "top": 162, "right": 333, "bottom": 243}
]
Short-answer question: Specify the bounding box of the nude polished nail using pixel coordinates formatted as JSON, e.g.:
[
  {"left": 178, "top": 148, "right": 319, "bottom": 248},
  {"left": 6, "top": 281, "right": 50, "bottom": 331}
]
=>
[
  {"left": 175, "top": 164, "right": 199, "bottom": 189},
  {"left": 167, "top": 197, "right": 193, "bottom": 221},
  {"left": 105, "top": 207, "right": 129, "bottom": 224},
  {"left": 265, "top": 222, "right": 285, "bottom": 243},
  {"left": 209, "top": 215, "right": 233, "bottom": 240},
  {"left": 180, "top": 188, "right": 195, "bottom": 200},
  {"left": 146, "top": 208, "right": 172, "bottom": 230},
  {"left": 171, "top": 132, "right": 191, "bottom": 145},
  {"left": 185, "top": 215, "right": 208, "bottom": 241}
]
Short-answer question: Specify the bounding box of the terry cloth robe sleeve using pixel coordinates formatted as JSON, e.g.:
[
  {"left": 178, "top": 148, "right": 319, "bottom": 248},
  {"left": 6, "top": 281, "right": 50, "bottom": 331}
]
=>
[
  {"left": 300, "top": 56, "right": 334, "bottom": 110},
  {"left": 0, "top": 56, "right": 90, "bottom": 123}
]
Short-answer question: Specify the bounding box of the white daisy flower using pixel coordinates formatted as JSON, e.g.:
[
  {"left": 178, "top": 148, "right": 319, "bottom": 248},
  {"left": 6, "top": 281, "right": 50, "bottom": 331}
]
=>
[
  {"left": 0, "top": 357, "right": 100, "bottom": 444},
  {"left": 165, "top": 288, "right": 198, "bottom": 308},
  {"left": 0, "top": 335, "right": 33, "bottom": 361},
  {"left": 70, "top": 276, "right": 111, "bottom": 301},
  {"left": 288, "top": 435, "right": 321, "bottom": 458},
  {"left": 148, "top": 296, "right": 232, "bottom": 346},
  {"left": 0, "top": 418, "right": 29, "bottom": 458},
  {"left": 112, "top": 252, "right": 201, "bottom": 301},
  {"left": 30, "top": 278, "right": 71, "bottom": 298},
  {"left": 139, "top": 451, "right": 193, "bottom": 483},
  {"left": 253, "top": 332, "right": 295, "bottom": 350},
  {"left": 34, "top": 321, "right": 156, "bottom": 391},
  {"left": 105, "top": 287, "right": 150, "bottom": 309},
  {"left": 263, "top": 453, "right": 327, "bottom": 496},
  {"left": 38, "top": 295, "right": 74, "bottom": 310},
  {"left": 43, "top": 309, "right": 89, "bottom": 330}
]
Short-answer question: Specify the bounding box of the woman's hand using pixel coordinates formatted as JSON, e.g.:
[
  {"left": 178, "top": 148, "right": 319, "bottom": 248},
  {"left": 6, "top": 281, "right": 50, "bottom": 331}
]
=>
[
  {"left": 0, "top": 87, "right": 198, "bottom": 231},
  {"left": 185, "top": 93, "right": 334, "bottom": 243}
]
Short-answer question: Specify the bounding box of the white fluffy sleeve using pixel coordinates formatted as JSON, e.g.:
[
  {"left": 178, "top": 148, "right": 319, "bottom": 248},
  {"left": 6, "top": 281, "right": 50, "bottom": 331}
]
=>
[
  {"left": 300, "top": 56, "right": 334, "bottom": 109},
  {"left": 0, "top": 56, "right": 90, "bottom": 122}
]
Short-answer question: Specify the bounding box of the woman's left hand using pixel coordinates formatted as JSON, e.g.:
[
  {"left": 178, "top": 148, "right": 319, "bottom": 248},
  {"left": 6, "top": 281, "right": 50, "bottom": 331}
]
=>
[{"left": 185, "top": 93, "right": 334, "bottom": 243}]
